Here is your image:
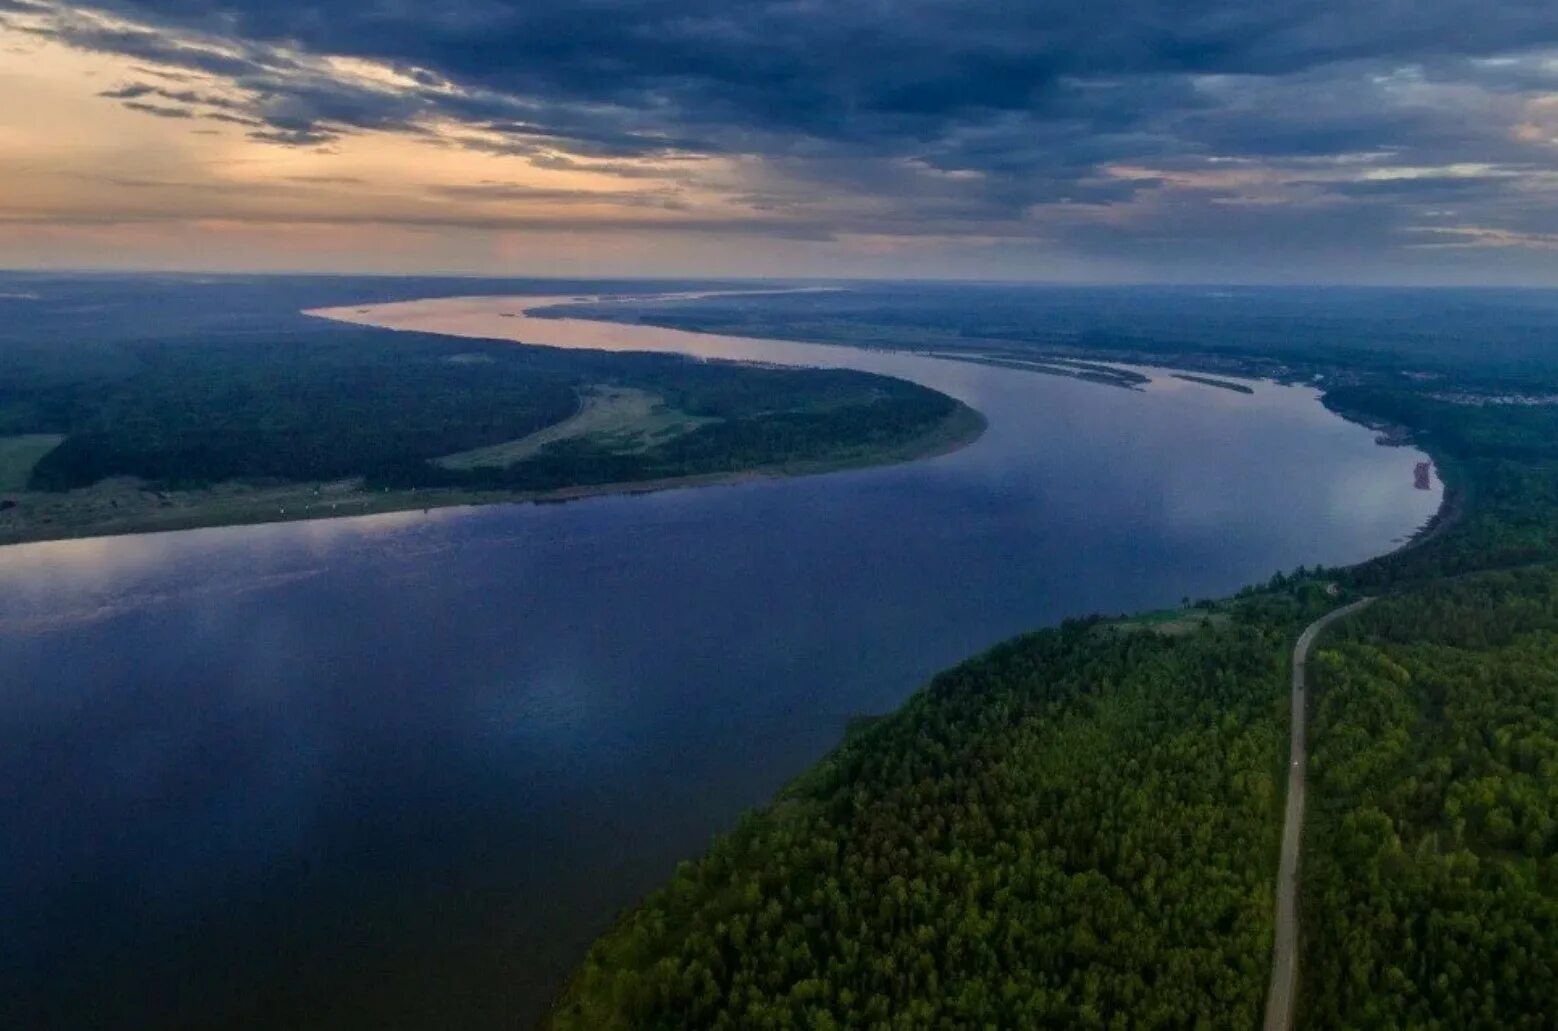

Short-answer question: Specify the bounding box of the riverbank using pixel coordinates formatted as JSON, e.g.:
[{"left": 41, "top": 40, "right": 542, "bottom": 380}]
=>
[
  {"left": 0, "top": 403, "right": 985, "bottom": 547},
  {"left": 3, "top": 279, "right": 1445, "bottom": 1031}
]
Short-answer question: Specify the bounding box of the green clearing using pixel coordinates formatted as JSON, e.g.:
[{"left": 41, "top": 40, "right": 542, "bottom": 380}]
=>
[
  {"left": 0, "top": 311, "right": 977, "bottom": 543},
  {"left": 0, "top": 434, "right": 64, "bottom": 492},
  {"left": 436, "top": 386, "right": 717, "bottom": 470},
  {"left": 1106, "top": 605, "right": 1233, "bottom": 636}
]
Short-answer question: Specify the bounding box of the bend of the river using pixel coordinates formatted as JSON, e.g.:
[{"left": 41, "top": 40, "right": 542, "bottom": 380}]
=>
[{"left": 1, "top": 294, "right": 1441, "bottom": 1030}]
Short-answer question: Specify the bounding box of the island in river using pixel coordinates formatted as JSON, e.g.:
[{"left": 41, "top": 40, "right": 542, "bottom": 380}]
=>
[{"left": 0, "top": 289, "right": 982, "bottom": 545}]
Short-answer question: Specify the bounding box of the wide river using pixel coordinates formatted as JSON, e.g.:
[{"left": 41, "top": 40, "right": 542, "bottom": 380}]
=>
[{"left": 2, "top": 294, "right": 1440, "bottom": 1029}]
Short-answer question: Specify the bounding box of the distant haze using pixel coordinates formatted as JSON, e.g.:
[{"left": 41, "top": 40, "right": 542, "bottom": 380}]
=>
[{"left": 3, "top": 1, "right": 1558, "bottom": 284}]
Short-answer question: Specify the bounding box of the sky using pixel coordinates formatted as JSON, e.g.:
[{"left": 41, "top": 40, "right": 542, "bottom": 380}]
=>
[{"left": 3, "top": 0, "right": 1558, "bottom": 283}]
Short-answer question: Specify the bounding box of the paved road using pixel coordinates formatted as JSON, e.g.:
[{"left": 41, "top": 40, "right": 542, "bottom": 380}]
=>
[{"left": 1262, "top": 597, "right": 1375, "bottom": 1031}]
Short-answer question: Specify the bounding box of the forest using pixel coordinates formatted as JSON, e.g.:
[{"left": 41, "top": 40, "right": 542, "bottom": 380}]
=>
[
  {"left": 547, "top": 289, "right": 1558, "bottom": 1029},
  {"left": 11, "top": 332, "right": 961, "bottom": 494},
  {"left": 5, "top": 277, "right": 1553, "bottom": 1025},
  {"left": 0, "top": 281, "right": 971, "bottom": 539},
  {"left": 552, "top": 593, "right": 1331, "bottom": 1029},
  {"left": 1302, "top": 569, "right": 1557, "bottom": 1028}
]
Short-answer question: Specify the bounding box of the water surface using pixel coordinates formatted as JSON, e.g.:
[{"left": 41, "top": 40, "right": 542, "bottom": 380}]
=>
[{"left": 2, "top": 293, "right": 1439, "bottom": 1029}]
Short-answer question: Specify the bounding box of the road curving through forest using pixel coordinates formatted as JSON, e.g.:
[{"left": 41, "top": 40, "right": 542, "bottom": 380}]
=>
[{"left": 1263, "top": 596, "right": 1376, "bottom": 1031}]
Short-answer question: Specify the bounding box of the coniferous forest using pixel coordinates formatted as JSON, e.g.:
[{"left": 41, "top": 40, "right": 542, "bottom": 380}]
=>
[
  {"left": 548, "top": 295, "right": 1558, "bottom": 1030},
  {"left": 1303, "top": 571, "right": 1558, "bottom": 1028},
  {"left": 553, "top": 602, "right": 1317, "bottom": 1029},
  {"left": 10, "top": 0, "right": 1558, "bottom": 1023}
]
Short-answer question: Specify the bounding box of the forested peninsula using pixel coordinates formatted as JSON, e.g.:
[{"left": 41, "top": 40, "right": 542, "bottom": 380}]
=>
[
  {"left": 0, "top": 285, "right": 979, "bottom": 545},
  {"left": 547, "top": 293, "right": 1558, "bottom": 1030}
]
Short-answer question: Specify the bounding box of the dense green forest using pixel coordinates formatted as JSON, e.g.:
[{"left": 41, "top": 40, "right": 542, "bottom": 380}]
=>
[
  {"left": 0, "top": 287, "right": 974, "bottom": 541},
  {"left": 11, "top": 332, "right": 962, "bottom": 494},
  {"left": 1302, "top": 569, "right": 1558, "bottom": 1029},
  {"left": 548, "top": 291, "right": 1558, "bottom": 1029},
  {"left": 541, "top": 285, "right": 1558, "bottom": 387},
  {"left": 7, "top": 278, "right": 1554, "bottom": 1025},
  {"left": 553, "top": 594, "right": 1332, "bottom": 1029}
]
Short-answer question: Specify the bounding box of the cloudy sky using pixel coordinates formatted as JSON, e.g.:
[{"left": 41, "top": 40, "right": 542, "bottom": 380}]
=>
[{"left": 4, "top": 0, "right": 1558, "bottom": 282}]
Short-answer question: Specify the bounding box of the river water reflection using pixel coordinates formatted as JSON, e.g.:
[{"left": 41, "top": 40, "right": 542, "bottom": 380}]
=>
[{"left": 2, "top": 294, "right": 1440, "bottom": 1028}]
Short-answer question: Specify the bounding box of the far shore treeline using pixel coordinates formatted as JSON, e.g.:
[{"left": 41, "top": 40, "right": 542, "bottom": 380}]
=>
[{"left": 0, "top": 276, "right": 977, "bottom": 543}]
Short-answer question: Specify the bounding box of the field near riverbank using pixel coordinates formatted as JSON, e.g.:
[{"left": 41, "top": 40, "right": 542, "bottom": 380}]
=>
[
  {"left": 0, "top": 287, "right": 981, "bottom": 545},
  {"left": 0, "top": 404, "right": 983, "bottom": 546}
]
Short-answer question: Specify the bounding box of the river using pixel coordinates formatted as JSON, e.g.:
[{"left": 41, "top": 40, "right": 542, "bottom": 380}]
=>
[{"left": 1, "top": 291, "right": 1440, "bottom": 1029}]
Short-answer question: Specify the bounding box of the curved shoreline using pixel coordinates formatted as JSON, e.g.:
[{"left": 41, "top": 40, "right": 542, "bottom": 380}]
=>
[
  {"left": 2, "top": 289, "right": 1440, "bottom": 552},
  {"left": 518, "top": 291, "right": 1457, "bottom": 573},
  {"left": 0, "top": 400, "right": 985, "bottom": 549},
  {"left": 0, "top": 296, "right": 987, "bottom": 548},
  {"left": 4, "top": 287, "right": 1450, "bottom": 1031}
]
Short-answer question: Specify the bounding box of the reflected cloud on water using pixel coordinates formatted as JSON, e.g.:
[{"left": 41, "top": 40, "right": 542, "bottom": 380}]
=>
[{"left": 3, "top": 290, "right": 1443, "bottom": 1029}]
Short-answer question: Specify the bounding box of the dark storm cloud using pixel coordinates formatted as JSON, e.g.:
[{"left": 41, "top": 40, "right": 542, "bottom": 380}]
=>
[
  {"left": 247, "top": 127, "right": 336, "bottom": 146},
  {"left": 97, "top": 81, "right": 153, "bottom": 98},
  {"left": 50, "top": 1, "right": 1558, "bottom": 123},
  {"left": 121, "top": 99, "right": 194, "bottom": 118},
  {"left": 9, "top": 0, "right": 1558, "bottom": 265},
  {"left": 18, "top": 1, "right": 1551, "bottom": 156},
  {"left": 1323, "top": 176, "right": 1519, "bottom": 200},
  {"left": 101, "top": 81, "right": 246, "bottom": 110},
  {"left": 23, "top": 13, "right": 290, "bottom": 79}
]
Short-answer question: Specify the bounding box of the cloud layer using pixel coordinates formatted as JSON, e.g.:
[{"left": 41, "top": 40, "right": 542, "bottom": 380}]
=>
[{"left": 4, "top": 0, "right": 1558, "bottom": 279}]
